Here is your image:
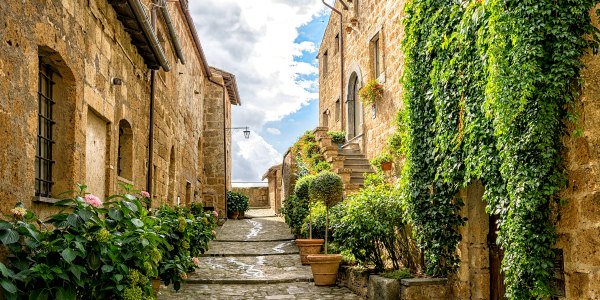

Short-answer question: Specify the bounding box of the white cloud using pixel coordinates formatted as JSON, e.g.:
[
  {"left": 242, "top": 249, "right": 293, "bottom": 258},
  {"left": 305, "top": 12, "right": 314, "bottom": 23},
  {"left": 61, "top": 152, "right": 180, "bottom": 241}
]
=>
[
  {"left": 266, "top": 128, "right": 282, "bottom": 135},
  {"left": 231, "top": 132, "right": 283, "bottom": 182},
  {"left": 189, "top": 1, "right": 325, "bottom": 181}
]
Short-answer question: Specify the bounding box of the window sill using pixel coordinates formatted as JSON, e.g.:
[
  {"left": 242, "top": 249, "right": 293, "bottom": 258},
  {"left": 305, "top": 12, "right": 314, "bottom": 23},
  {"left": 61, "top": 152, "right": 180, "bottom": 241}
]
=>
[
  {"left": 33, "top": 196, "right": 62, "bottom": 204},
  {"left": 117, "top": 176, "right": 134, "bottom": 185}
]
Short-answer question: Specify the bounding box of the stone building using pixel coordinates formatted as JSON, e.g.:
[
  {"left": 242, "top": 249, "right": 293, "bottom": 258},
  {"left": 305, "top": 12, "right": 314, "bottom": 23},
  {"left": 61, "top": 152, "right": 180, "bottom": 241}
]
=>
[
  {"left": 316, "top": 0, "right": 600, "bottom": 299},
  {"left": 0, "top": 0, "right": 239, "bottom": 216},
  {"left": 262, "top": 164, "right": 283, "bottom": 214}
]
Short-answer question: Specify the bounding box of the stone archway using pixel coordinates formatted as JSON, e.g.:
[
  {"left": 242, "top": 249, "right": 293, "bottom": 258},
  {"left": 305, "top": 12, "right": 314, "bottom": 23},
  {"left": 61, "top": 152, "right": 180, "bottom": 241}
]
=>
[{"left": 346, "top": 72, "right": 364, "bottom": 140}]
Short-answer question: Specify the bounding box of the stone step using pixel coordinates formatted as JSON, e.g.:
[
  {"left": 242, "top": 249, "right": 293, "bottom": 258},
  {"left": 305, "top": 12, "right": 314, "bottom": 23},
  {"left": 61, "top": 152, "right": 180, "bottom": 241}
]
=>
[
  {"left": 216, "top": 218, "right": 295, "bottom": 242},
  {"left": 350, "top": 178, "right": 365, "bottom": 184},
  {"left": 204, "top": 241, "right": 299, "bottom": 257},
  {"left": 186, "top": 255, "right": 313, "bottom": 284},
  {"left": 344, "top": 158, "right": 370, "bottom": 165}
]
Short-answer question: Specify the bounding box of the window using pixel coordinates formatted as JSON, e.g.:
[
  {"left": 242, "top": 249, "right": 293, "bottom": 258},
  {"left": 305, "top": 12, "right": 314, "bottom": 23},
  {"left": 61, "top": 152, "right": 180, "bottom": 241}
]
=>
[
  {"left": 35, "top": 59, "right": 55, "bottom": 198},
  {"left": 335, "top": 99, "right": 341, "bottom": 122},
  {"left": 334, "top": 33, "right": 340, "bottom": 54},
  {"left": 117, "top": 120, "right": 133, "bottom": 181},
  {"left": 322, "top": 50, "right": 329, "bottom": 76},
  {"left": 372, "top": 33, "right": 381, "bottom": 78},
  {"left": 322, "top": 110, "right": 329, "bottom": 128}
]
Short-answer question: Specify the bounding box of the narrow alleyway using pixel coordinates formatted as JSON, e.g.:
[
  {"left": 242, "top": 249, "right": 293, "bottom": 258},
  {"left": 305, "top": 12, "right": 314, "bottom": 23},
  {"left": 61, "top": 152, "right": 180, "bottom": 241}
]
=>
[{"left": 158, "top": 208, "right": 360, "bottom": 299}]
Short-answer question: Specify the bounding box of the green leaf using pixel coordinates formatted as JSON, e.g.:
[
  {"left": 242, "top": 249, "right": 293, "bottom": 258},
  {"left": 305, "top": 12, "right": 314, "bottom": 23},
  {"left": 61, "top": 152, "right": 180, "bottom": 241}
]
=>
[
  {"left": 101, "top": 265, "right": 114, "bottom": 273},
  {"left": 88, "top": 252, "right": 101, "bottom": 270},
  {"left": 61, "top": 248, "right": 76, "bottom": 264},
  {"left": 0, "top": 229, "right": 19, "bottom": 245},
  {"left": 56, "top": 287, "right": 76, "bottom": 300},
  {"left": 131, "top": 218, "right": 144, "bottom": 228},
  {"left": 0, "top": 263, "right": 15, "bottom": 278},
  {"left": 0, "top": 279, "right": 17, "bottom": 294},
  {"left": 108, "top": 208, "right": 123, "bottom": 221}
]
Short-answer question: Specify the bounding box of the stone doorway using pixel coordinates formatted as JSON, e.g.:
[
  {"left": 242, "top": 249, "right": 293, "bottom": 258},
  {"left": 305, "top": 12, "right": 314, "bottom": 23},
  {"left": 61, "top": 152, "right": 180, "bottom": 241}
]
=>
[
  {"left": 346, "top": 72, "right": 363, "bottom": 140},
  {"left": 489, "top": 214, "right": 506, "bottom": 299}
]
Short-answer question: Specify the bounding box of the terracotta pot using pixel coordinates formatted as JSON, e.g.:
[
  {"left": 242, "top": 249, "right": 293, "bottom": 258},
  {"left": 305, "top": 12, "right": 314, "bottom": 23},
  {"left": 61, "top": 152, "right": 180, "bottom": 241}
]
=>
[
  {"left": 229, "top": 211, "right": 239, "bottom": 220},
  {"left": 381, "top": 162, "right": 392, "bottom": 171},
  {"left": 296, "top": 239, "right": 324, "bottom": 265},
  {"left": 307, "top": 254, "right": 343, "bottom": 286},
  {"left": 151, "top": 279, "right": 161, "bottom": 296}
]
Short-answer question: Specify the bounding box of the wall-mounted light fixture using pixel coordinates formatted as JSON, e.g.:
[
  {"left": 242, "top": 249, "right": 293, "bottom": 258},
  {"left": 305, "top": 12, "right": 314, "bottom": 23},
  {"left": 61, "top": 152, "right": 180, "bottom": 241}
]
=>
[{"left": 226, "top": 126, "right": 251, "bottom": 139}]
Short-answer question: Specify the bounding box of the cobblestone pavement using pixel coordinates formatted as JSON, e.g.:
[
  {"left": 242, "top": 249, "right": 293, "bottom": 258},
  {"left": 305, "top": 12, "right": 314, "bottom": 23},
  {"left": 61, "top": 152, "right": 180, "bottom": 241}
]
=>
[{"left": 158, "top": 209, "right": 360, "bottom": 299}]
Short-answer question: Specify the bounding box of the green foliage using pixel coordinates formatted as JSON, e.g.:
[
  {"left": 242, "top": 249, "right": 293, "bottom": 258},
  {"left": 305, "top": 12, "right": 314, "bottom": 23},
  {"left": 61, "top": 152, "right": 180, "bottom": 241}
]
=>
[
  {"left": 327, "top": 131, "right": 346, "bottom": 144},
  {"left": 300, "top": 202, "right": 338, "bottom": 241},
  {"left": 399, "top": 0, "right": 599, "bottom": 297},
  {"left": 291, "top": 131, "right": 331, "bottom": 177},
  {"left": 309, "top": 171, "right": 344, "bottom": 208},
  {"left": 333, "top": 175, "right": 413, "bottom": 271},
  {"left": 281, "top": 195, "right": 309, "bottom": 236},
  {"left": 0, "top": 185, "right": 217, "bottom": 299},
  {"left": 380, "top": 268, "right": 412, "bottom": 280},
  {"left": 370, "top": 152, "right": 394, "bottom": 172},
  {"left": 226, "top": 191, "right": 249, "bottom": 215},
  {"left": 359, "top": 79, "right": 384, "bottom": 105},
  {"left": 294, "top": 175, "right": 316, "bottom": 201}
]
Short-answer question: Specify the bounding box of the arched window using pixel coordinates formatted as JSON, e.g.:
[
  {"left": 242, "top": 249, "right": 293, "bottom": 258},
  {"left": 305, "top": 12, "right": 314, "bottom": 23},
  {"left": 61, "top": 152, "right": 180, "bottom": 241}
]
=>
[
  {"left": 168, "top": 146, "right": 176, "bottom": 203},
  {"left": 117, "top": 120, "right": 133, "bottom": 181},
  {"left": 347, "top": 72, "right": 363, "bottom": 139},
  {"left": 35, "top": 47, "right": 76, "bottom": 199}
]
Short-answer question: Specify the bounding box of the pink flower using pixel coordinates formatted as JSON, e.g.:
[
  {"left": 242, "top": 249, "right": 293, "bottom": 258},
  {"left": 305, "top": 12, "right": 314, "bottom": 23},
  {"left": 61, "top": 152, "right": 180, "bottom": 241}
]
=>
[
  {"left": 212, "top": 211, "right": 218, "bottom": 218},
  {"left": 84, "top": 194, "right": 103, "bottom": 208},
  {"left": 141, "top": 191, "right": 151, "bottom": 198},
  {"left": 192, "top": 257, "right": 200, "bottom": 266},
  {"left": 211, "top": 230, "right": 217, "bottom": 236},
  {"left": 180, "top": 273, "right": 188, "bottom": 280}
]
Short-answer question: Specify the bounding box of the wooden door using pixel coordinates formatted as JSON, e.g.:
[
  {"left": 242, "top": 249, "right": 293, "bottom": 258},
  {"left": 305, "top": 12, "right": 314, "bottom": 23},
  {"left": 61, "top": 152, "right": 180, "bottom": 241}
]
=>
[{"left": 489, "top": 215, "right": 506, "bottom": 300}]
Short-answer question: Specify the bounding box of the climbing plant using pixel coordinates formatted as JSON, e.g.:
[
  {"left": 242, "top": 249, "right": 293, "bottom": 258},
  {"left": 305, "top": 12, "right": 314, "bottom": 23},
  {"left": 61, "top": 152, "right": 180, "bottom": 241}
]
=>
[
  {"left": 399, "top": 0, "right": 600, "bottom": 298},
  {"left": 291, "top": 131, "right": 330, "bottom": 177}
]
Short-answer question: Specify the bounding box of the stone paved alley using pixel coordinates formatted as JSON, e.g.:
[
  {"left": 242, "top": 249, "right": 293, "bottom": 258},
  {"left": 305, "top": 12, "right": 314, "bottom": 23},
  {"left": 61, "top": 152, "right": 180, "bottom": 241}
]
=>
[{"left": 158, "top": 209, "right": 360, "bottom": 299}]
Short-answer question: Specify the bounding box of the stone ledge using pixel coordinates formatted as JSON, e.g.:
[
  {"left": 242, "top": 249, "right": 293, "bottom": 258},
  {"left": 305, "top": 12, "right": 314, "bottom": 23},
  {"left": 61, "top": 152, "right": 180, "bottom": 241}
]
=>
[{"left": 400, "top": 278, "right": 448, "bottom": 286}]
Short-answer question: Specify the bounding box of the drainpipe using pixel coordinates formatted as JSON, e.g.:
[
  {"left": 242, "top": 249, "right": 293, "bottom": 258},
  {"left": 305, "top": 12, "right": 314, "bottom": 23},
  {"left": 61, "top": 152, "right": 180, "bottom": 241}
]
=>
[
  {"left": 207, "top": 76, "right": 228, "bottom": 215},
  {"left": 146, "top": 4, "right": 158, "bottom": 199},
  {"left": 129, "top": 0, "right": 170, "bottom": 71},
  {"left": 157, "top": 0, "right": 186, "bottom": 64},
  {"left": 322, "top": 0, "right": 345, "bottom": 133}
]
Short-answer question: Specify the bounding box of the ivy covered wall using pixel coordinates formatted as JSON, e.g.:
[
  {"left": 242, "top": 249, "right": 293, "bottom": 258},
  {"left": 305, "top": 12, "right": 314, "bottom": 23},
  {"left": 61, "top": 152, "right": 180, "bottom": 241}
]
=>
[{"left": 397, "top": 0, "right": 600, "bottom": 299}]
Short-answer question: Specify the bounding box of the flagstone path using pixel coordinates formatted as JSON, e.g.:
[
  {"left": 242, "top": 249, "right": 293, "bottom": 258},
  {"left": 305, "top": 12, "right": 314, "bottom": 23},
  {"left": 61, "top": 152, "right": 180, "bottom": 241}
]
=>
[{"left": 158, "top": 208, "right": 360, "bottom": 300}]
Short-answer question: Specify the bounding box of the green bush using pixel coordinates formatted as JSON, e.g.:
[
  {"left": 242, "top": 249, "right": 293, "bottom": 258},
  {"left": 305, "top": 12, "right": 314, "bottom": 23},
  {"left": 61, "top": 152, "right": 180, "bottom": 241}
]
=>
[
  {"left": 294, "top": 175, "right": 315, "bottom": 201},
  {"left": 226, "top": 191, "right": 249, "bottom": 215},
  {"left": 0, "top": 185, "right": 218, "bottom": 299},
  {"left": 380, "top": 268, "right": 412, "bottom": 280},
  {"left": 309, "top": 171, "right": 344, "bottom": 208},
  {"left": 333, "top": 180, "right": 412, "bottom": 271},
  {"left": 300, "top": 201, "right": 340, "bottom": 241},
  {"left": 327, "top": 131, "right": 346, "bottom": 144},
  {"left": 281, "top": 195, "right": 309, "bottom": 236}
]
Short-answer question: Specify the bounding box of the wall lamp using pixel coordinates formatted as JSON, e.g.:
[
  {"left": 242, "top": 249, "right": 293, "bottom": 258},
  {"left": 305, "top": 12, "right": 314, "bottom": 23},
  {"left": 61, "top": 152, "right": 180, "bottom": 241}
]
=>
[{"left": 226, "top": 126, "right": 251, "bottom": 139}]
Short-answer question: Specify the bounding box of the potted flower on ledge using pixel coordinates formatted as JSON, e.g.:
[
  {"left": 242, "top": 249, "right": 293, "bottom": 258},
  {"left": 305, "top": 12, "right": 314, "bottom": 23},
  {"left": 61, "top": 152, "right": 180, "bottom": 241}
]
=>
[
  {"left": 227, "top": 191, "right": 249, "bottom": 219},
  {"left": 359, "top": 79, "right": 384, "bottom": 107},
  {"left": 327, "top": 131, "right": 346, "bottom": 150},
  {"left": 293, "top": 175, "right": 325, "bottom": 265},
  {"left": 307, "top": 171, "right": 344, "bottom": 286},
  {"left": 371, "top": 152, "right": 394, "bottom": 171}
]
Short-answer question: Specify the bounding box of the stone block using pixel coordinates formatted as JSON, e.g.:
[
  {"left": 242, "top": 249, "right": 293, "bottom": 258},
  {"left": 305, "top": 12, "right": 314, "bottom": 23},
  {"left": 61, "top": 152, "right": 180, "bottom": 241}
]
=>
[
  {"left": 368, "top": 275, "right": 401, "bottom": 300},
  {"left": 400, "top": 278, "right": 449, "bottom": 300}
]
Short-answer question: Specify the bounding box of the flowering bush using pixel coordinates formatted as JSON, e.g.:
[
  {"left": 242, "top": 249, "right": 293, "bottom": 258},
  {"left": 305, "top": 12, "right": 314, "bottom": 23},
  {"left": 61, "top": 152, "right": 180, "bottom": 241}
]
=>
[
  {"left": 359, "top": 79, "right": 384, "bottom": 105},
  {"left": 0, "top": 184, "right": 217, "bottom": 299}
]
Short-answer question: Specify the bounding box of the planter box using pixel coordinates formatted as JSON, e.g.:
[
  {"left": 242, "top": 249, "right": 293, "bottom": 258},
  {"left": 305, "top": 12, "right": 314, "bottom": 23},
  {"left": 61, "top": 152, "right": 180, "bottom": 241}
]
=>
[
  {"left": 368, "top": 275, "right": 401, "bottom": 300},
  {"left": 337, "top": 266, "right": 372, "bottom": 298},
  {"left": 400, "top": 278, "right": 449, "bottom": 300}
]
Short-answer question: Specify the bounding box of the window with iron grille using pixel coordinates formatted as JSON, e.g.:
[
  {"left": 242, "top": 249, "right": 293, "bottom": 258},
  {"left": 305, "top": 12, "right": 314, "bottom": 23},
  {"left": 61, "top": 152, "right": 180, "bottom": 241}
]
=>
[{"left": 35, "top": 59, "right": 55, "bottom": 197}]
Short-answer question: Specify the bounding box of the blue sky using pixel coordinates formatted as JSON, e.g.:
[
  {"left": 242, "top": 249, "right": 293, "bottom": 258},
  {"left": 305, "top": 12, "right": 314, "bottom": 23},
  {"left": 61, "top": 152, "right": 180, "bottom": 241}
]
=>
[
  {"left": 191, "top": 1, "right": 329, "bottom": 182},
  {"left": 261, "top": 13, "right": 329, "bottom": 154}
]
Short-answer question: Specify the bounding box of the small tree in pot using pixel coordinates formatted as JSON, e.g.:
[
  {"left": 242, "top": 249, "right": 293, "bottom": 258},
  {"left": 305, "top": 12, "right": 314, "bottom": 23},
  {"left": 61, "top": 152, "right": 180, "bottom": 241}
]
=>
[
  {"left": 292, "top": 175, "right": 324, "bottom": 265},
  {"left": 306, "top": 171, "right": 344, "bottom": 286}
]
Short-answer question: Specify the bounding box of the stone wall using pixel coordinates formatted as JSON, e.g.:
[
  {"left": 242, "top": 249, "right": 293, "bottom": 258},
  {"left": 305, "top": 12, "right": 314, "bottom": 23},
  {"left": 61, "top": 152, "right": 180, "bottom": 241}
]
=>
[
  {"left": 318, "top": 0, "right": 406, "bottom": 160},
  {"left": 232, "top": 187, "right": 268, "bottom": 208},
  {"left": 0, "top": 0, "right": 230, "bottom": 217}
]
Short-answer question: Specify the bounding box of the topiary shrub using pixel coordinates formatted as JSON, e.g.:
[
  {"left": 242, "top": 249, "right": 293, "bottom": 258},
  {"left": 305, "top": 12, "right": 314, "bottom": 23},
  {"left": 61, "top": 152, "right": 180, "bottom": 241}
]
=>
[
  {"left": 294, "top": 175, "right": 315, "bottom": 201},
  {"left": 309, "top": 171, "right": 344, "bottom": 253}
]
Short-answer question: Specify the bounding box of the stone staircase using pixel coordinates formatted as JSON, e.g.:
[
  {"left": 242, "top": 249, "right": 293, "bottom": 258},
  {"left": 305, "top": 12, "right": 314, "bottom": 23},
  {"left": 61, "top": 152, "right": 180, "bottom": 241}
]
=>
[{"left": 313, "top": 127, "right": 374, "bottom": 193}]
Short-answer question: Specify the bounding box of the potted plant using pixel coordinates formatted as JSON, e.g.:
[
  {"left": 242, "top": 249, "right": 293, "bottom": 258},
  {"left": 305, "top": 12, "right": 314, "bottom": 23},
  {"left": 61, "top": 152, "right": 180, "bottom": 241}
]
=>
[
  {"left": 292, "top": 175, "right": 325, "bottom": 265},
  {"left": 359, "top": 79, "right": 384, "bottom": 106},
  {"left": 327, "top": 131, "right": 346, "bottom": 150},
  {"left": 306, "top": 171, "right": 344, "bottom": 286},
  {"left": 227, "top": 191, "right": 249, "bottom": 219},
  {"left": 371, "top": 152, "right": 394, "bottom": 171}
]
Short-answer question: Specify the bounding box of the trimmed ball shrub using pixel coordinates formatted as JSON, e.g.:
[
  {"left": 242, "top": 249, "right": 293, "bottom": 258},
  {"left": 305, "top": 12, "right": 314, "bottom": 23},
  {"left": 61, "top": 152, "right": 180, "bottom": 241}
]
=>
[{"left": 309, "top": 171, "right": 343, "bottom": 207}]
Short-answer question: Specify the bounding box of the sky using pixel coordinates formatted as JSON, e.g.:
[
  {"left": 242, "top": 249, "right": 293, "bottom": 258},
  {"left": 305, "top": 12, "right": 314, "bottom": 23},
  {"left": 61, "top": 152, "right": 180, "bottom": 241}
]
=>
[{"left": 188, "top": 1, "right": 329, "bottom": 184}]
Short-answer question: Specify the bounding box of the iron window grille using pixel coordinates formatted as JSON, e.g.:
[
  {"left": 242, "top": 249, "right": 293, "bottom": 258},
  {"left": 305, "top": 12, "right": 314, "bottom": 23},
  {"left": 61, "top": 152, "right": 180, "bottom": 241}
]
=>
[{"left": 35, "top": 59, "right": 55, "bottom": 198}]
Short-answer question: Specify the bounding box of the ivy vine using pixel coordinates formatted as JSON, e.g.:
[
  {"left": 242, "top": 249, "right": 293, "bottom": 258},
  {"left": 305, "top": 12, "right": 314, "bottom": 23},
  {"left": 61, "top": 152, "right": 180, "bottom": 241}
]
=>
[{"left": 399, "top": 0, "right": 599, "bottom": 298}]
